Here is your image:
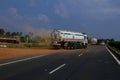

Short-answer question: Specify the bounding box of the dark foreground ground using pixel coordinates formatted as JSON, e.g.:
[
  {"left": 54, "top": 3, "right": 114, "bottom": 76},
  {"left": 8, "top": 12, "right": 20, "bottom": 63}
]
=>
[{"left": 0, "top": 45, "right": 120, "bottom": 80}]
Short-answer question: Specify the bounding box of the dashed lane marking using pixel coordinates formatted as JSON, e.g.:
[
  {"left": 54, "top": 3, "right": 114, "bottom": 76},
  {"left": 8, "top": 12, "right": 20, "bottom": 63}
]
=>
[
  {"left": 49, "top": 64, "right": 66, "bottom": 74},
  {"left": 78, "top": 54, "right": 83, "bottom": 56}
]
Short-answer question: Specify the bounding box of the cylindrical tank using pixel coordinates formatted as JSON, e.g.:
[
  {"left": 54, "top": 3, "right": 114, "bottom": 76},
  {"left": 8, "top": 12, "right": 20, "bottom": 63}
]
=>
[{"left": 90, "top": 38, "right": 97, "bottom": 45}]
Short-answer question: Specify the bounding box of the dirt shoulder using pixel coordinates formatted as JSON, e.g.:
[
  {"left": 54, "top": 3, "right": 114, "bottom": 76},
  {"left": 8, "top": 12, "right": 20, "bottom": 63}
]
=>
[{"left": 0, "top": 48, "right": 66, "bottom": 60}]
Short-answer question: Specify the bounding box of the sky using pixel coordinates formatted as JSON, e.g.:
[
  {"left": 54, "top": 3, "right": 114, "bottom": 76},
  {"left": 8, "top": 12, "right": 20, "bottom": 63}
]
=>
[{"left": 0, "top": 0, "right": 120, "bottom": 40}]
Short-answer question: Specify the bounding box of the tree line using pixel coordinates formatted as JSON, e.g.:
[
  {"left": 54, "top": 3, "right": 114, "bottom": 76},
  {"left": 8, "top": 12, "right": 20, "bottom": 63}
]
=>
[
  {"left": 0, "top": 28, "right": 50, "bottom": 44},
  {"left": 0, "top": 28, "right": 22, "bottom": 37},
  {"left": 108, "top": 41, "right": 120, "bottom": 50}
]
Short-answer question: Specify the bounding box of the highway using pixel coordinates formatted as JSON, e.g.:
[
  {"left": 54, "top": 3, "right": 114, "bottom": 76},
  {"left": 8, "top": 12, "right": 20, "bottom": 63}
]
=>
[{"left": 0, "top": 45, "right": 120, "bottom": 80}]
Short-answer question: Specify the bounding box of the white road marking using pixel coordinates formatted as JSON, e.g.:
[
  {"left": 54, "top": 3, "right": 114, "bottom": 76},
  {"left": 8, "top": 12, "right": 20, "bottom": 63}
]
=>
[
  {"left": 49, "top": 64, "right": 66, "bottom": 74},
  {"left": 78, "top": 54, "right": 83, "bottom": 56},
  {"left": 106, "top": 47, "right": 120, "bottom": 65},
  {"left": 0, "top": 55, "right": 45, "bottom": 67}
]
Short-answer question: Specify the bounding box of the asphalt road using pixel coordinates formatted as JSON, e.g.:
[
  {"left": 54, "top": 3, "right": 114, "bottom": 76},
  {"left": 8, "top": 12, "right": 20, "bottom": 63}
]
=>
[{"left": 0, "top": 45, "right": 120, "bottom": 80}]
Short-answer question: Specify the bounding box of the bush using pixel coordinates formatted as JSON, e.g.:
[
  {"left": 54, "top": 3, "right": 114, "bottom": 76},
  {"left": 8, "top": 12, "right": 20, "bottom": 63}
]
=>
[
  {"left": 6, "top": 43, "right": 51, "bottom": 49},
  {"left": 108, "top": 41, "right": 120, "bottom": 50},
  {"left": 2, "top": 35, "right": 52, "bottom": 49}
]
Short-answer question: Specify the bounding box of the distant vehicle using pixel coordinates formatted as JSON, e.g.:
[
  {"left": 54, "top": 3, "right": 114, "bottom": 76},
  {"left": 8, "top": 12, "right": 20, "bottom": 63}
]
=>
[
  {"left": 51, "top": 30, "right": 88, "bottom": 49},
  {"left": 99, "top": 42, "right": 105, "bottom": 46},
  {"left": 90, "top": 38, "right": 98, "bottom": 45}
]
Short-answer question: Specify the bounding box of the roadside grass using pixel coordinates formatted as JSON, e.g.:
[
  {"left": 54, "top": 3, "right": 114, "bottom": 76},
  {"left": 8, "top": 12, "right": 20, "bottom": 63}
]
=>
[
  {"left": 108, "top": 45, "right": 120, "bottom": 55},
  {"left": 4, "top": 42, "right": 52, "bottom": 49}
]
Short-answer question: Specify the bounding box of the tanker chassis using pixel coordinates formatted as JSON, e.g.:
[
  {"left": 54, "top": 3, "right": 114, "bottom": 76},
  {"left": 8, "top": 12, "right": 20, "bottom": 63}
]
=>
[{"left": 51, "top": 30, "right": 88, "bottom": 49}]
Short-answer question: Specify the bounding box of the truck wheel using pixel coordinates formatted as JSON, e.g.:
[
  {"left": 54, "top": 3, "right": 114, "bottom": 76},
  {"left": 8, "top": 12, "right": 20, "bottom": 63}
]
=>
[{"left": 64, "top": 42, "right": 68, "bottom": 49}]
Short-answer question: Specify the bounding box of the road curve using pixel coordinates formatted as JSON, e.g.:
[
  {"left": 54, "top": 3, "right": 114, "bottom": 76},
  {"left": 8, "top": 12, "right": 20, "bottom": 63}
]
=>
[{"left": 0, "top": 45, "right": 120, "bottom": 80}]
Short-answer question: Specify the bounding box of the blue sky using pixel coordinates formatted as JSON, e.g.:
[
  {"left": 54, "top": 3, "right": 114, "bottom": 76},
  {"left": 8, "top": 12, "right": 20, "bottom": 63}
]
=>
[{"left": 0, "top": 0, "right": 120, "bottom": 40}]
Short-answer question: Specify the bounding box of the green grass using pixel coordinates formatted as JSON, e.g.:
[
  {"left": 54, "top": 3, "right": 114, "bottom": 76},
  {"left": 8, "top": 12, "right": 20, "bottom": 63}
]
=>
[{"left": 108, "top": 45, "right": 120, "bottom": 55}]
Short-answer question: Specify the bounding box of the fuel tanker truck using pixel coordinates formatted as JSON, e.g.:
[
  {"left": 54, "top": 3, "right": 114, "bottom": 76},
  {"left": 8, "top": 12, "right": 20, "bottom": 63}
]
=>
[{"left": 51, "top": 30, "right": 88, "bottom": 49}]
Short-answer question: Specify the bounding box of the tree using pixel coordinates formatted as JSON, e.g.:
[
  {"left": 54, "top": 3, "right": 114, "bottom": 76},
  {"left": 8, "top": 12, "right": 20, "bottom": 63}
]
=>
[
  {"left": 29, "top": 32, "right": 33, "bottom": 38},
  {"left": 5, "top": 32, "right": 11, "bottom": 36},
  {"left": 29, "top": 32, "right": 34, "bottom": 42},
  {"left": 0, "top": 28, "right": 5, "bottom": 36},
  {"left": 19, "top": 32, "right": 22, "bottom": 36},
  {"left": 25, "top": 34, "right": 30, "bottom": 43},
  {"left": 11, "top": 32, "right": 17, "bottom": 36},
  {"left": 109, "top": 38, "right": 114, "bottom": 42},
  {"left": 16, "top": 32, "right": 19, "bottom": 36}
]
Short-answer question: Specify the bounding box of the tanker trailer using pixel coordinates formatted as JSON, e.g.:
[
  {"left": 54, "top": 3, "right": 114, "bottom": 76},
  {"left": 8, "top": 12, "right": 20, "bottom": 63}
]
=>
[
  {"left": 90, "top": 38, "right": 98, "bottom": 45},
  {"left": 51, "top": 30, "right": 88, "bottom": 49}
]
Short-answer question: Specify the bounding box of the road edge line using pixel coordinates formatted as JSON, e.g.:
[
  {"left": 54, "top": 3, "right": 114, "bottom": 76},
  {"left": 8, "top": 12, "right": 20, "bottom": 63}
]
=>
[
  {"left": 106, "top": 47, "right": 120, "bottom": 65},
  {"left": 0, "top": 55, "right": 45, "bottom": 67}
]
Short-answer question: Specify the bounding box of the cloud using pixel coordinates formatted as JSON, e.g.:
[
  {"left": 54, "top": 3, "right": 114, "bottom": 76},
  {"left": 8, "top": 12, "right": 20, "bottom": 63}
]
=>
[
  {"left": 54, "top": 2, "right": 69, "bottom": 18},
  {"left": 7, "top": 8, "right": 17, "bottom": 15},
  {"left": 0, "top": 7, "right": 19, "bottom": 18},
  {"left": 0, "top": 7, "right": 51, "bottom": 35},
  {"left": 94, "top": 0, "right": 109, "bottom": 4},
  {"left": 38, "top": 14, "right": 49, "bottom": 23},
  {"left": 29, "top": 0, "right": 37, "bottom": 7},
  {"left": 68, "top": 0, "right": 109, "bottom": 6},
  {"left": 103, "top": 8, "right": 120, "bottom": 15},
  {"left": 57, "top": 0, "right": 120, "bottom": 19},
  {"left": 0, "top": 8, "right": 24, "bottom": 28}
]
